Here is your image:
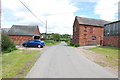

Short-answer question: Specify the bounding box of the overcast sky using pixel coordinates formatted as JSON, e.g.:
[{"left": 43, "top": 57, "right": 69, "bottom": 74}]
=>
[{"left": 1, "top": 0, "right": 119, "bottom": 34}]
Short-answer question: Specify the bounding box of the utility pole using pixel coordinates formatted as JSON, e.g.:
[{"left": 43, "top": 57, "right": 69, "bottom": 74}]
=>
[{"left": 45, "top": 20, "right": 47, "bottom": 39}]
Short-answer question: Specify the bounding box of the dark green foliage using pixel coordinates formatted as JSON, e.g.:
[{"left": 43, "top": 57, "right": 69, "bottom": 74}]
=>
[
  {"left": 68, "top": 42, "right": 80, "bottom": 47},
  {"left": 60, "top": 34, "right": 70, "bottom": 42},
  {"left": 1, "top": 34, "right": 16, "bottom": 53},
  {"left": 69, "top": 42, "right": 75, "bottom": 46},
  {"left": 74, "top": 44, "right": 80, "bottom": 47},
  {"left": 52, "top": 33, "right": 60, "bottom": 41},
  {"left": 40, "top": 33, "right": 71, "bottom": 42}
]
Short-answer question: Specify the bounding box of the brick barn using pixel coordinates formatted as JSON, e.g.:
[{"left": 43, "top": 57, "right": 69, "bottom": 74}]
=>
[
  {"left": 8, "top": 25, "right": 40, "bottom": 44},
  {"left": 103, "top": 20, "right": 120, "bottom": 47},
  {"left": 72, "top": 16, "right": 109, "bottom": 46}
]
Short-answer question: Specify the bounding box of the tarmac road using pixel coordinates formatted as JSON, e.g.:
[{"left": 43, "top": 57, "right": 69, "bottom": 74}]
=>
[{"left": 25, "top": 42, "right": 117, "bottom": 78}]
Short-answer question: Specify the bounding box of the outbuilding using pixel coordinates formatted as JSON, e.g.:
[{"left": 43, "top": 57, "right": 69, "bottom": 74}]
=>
[
  {"left": 72, "top": 16, "right": 109, "bottom": 45},
  {"left": 103, "top": 20, "right": 120, "bottom": 47},
  {"left": 8, "top": 25, "right": 40, "bottom": 44}
]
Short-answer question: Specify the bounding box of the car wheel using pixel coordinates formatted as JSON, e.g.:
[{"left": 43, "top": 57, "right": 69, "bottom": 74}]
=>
[
  {"left": 23, "top": 44, "right": 27, "bottom": 47},
  {"left": 37, "top": 45, "right": 41, "bottom": 48},
  {"left": 40, "top": 46, "right": 43, "bottom": 48}
]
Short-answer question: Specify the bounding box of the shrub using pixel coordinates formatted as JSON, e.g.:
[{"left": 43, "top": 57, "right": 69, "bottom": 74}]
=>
[
  {"left": 1, "top": 34, "right": 17, "bottom": 53},
  {"left": 68, "top": 42, "right": 80, "bottom": 47},
  {"left": 74, "top": 44, "right": 80, "bottom": 47},
  {"left": 69, "top": 42, "right": 75, "bottom": 46}
]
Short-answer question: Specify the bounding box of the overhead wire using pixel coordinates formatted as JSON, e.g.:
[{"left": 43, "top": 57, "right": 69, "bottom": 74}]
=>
[{"left": 19, "top": 0, "right": 45, "bottom": 25}]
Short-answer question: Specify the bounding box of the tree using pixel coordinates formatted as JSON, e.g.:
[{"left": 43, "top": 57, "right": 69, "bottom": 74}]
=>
[
  {"left": 60, "top": 34, "right": 70, "bottom": 42},
  {"left": 52, "top": 33, "right": 60, "bottom": 41}
]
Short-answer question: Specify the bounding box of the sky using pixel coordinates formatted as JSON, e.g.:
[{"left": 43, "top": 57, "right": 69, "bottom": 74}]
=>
[{"left": 1, "top": 0, "right": 119, "bottom": 34}]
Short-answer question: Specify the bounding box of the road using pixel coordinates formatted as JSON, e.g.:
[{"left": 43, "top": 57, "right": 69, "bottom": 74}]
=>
[{"left": 25, "top": 42, "right": 117, "bottom": 78}]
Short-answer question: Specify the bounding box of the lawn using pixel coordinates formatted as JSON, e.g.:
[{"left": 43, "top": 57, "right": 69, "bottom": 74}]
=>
[
  {"left": 2, "top": 49, "right": 41, "bottom": 78},
  {"left": 44, "top": 40, "right": 61, "bottom": 46},
  {"left": 86, "top": 46, "right": 119, "bottom": 55},
  {"left": 86, "top": 46, "right": 119, "bottom": 75}
]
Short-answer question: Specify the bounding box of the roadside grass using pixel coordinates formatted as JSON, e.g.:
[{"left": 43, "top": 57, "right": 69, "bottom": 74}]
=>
[
  {"left": 44, "top": 40, "right": 61, "bottom": 46},
  {"left": 0, "top": 55, "right": 2, "bottom": 79},
  {"left": 2, "top": 49, "right": 41, "bottom": 78},
  {"left": 86, "top": 46, "right": 119, "bottom": 69}
]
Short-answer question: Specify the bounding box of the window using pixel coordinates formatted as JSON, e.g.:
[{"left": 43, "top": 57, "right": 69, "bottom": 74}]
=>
[
  {"left": 84, "top": 34, "right": 87, "bottom": 36},
  {"left": 34, "top": 40, "right": 40, "bottom": 42},
  {"left": 29, "top": 40, "right": 34, "bottom": 42},
  {"left": 92, "top": 36, "right": 96, "bottom": 40}
]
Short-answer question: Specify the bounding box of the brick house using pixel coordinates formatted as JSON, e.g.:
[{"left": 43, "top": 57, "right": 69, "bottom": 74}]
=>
[
  {"left": 8, "top": 25, "right": 40, "bottom": 44},
  {"left": 72, "top": 16, "right": 109, "bottom": 45},
  {"left": 103, "top": 20, "right": 120, "bottom": 47}
]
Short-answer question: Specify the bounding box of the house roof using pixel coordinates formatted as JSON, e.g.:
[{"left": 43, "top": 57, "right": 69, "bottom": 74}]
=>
[
  {"left": 76, "top": 16, "right": 110, "bottom": 27},
  {"left": 8, "top": 25, "right": 40, "bottom": 36}
]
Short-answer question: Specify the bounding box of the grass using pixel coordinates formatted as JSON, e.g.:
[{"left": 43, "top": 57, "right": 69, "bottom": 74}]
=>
[
  {"left": 86, "top": 46, "right": 119, "bottom": 69},
  {"left": 2, "top": 49, "right": 41, "bottom": 78},
  {"left": 44, "top": 40, "right": 61, "bottom": 46},
  {"left": 86, "top": 46, "right": 119, "bottom": 55}
]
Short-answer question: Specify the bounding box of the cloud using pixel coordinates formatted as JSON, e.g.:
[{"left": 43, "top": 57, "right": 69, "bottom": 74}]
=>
[
  {"left": 94, "top": 0, "right": 119, "bottom": 21},
  {"left": 1, "top": 0, "right": 78, "bottom": 34},
  {"left": 118, "top": 1, "right": 120, "bottom": 20},
  {"left": 2, "top": 0, "right": 118, "bottom": 35}
]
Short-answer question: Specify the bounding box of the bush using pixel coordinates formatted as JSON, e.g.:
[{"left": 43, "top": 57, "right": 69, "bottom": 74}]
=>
[
  {"left": 74, "top": 44, "right": 80, "bottom": 47},
  {"left": 68, "top": 42, "right": 80, "bottom": 47},
  {"left": 1, "top": 34, "right": 16, "bottom": 53}
]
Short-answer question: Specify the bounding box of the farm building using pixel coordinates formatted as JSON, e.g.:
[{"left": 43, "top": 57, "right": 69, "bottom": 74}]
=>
[
  {"left": 103, "top": 20, "right": 120, "bottom": 47},
  {"left": 72, "top": 16, "right": 110, "bottom": 46},
  {"left": 8, "top": 25, "right": 40, "bottom": 44}
]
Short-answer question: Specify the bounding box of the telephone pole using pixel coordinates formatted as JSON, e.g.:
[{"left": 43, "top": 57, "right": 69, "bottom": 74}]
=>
[{"left": 45, "top": 20, "right": 47, "bottom": 39}]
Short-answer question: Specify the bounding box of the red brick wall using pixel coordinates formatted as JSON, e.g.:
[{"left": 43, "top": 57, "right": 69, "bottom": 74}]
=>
[
  {"left": 73, "top": 21, "right": 104, "bottom": 45},
  {"left": 79, "top": 25, "right": 104, "bottom": 45},
  {"left": 103, "top": 36, "right": 120, "bottom": 47},
  {"left": 72, "top": 19, "right": 80, "bottom": 44},
  {"left": 9, "top": 35, "right": 33, "bottom": 44}
]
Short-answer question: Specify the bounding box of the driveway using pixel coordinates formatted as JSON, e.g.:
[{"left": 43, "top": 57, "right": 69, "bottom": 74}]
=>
[
  {"left": 16, "top": 45, "right": 43, "bottom": 50},
  {"left": 25, "top": 42, "right": 117, "bottom": 78}
]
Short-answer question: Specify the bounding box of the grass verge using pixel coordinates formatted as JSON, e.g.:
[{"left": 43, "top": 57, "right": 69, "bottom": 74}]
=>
[
  {"left": 2, "top": 49, "right": 41, "bottom": 78},
  {"left": 86, "top": 46, "right": 119, "bottom": 75},
  {"left": 86, "top": 46, "right": 119, "bottom": 55},
  {"left": 44, "top": 40, "right": 61, "bottom": 46}
]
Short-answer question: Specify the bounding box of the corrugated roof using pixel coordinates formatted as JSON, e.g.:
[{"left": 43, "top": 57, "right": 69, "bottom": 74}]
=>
[
  {"left": 105, "top": 20, "right": 120, "bottom": 25},
  {"left": 8, "top": 25, "right": 39, "bottom": 36},
  {"left": 76, "top": 16, "right": 110, "bottom": 26}
]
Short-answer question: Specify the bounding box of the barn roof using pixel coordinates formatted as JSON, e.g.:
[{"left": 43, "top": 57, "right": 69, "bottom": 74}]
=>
[
  {"left": 8, "top": 25, "right": 40, "bottom": 36},
  {"left": 76, "top": 16, "right": 110, "bottom": 27}
]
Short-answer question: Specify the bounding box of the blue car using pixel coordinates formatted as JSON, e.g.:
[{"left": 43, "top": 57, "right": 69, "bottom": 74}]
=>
[{"left": 22, "top": 40, "right": 45, "bottom": 48}]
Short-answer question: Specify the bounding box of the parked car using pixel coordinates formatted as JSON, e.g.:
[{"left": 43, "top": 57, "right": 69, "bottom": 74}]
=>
[{"left": 22, "top": 40, "right": 45, "bottom": 48}]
